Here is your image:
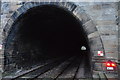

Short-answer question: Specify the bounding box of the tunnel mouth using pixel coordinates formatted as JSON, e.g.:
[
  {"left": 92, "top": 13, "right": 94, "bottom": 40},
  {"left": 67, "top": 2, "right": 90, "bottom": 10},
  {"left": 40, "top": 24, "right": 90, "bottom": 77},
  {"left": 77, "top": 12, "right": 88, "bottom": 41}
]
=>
[{"left": 4, "top": 5, "right": 90, "bottom": 72}]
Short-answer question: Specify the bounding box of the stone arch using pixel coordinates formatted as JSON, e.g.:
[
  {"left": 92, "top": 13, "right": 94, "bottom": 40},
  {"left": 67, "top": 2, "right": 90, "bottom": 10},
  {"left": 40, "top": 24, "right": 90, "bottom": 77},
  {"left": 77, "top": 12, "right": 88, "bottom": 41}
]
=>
[{"left": 2, "top": 1, "right": 105, "bottom": 72}]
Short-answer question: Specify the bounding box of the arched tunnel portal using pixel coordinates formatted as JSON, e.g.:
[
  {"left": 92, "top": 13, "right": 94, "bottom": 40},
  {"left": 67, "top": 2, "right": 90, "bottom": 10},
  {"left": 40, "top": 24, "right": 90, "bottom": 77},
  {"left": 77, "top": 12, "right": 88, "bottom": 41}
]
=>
[{"left": 3, "top": 3, "right": 94, "bottom": 78}]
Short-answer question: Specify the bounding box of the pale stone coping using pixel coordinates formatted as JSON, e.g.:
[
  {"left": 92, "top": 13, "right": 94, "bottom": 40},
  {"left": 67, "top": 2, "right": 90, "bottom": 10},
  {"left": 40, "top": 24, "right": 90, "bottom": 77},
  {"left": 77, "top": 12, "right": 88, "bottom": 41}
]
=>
[
  {"left": 83, "top": 21, "right": 96, "bottom": 30},
  {"left": 96, "top": 25, "right": 118, "bottom": 31},
  {"left": 82, "top": 20, "right": 97, "bottom": 35},
  {"left": 96, "top": 20, "right": 117, "bottom": 25},
  {"left": 88, "top": 31, "right": 99, "bottom": 39},
  {"left": 1, "top": 0, "right": 120, "bottom": 2}
]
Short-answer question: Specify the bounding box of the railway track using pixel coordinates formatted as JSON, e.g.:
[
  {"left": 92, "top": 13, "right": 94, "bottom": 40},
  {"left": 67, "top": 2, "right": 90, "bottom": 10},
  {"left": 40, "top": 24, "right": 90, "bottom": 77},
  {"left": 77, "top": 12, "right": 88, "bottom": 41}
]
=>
[{"left": 3, "top": 55, "right": 93, "bottom": 80}]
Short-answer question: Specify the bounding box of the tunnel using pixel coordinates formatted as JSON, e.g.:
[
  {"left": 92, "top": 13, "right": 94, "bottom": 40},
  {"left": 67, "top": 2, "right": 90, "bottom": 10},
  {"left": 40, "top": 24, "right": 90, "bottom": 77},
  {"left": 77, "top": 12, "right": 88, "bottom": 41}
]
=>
[{"left": 4, "top": 5, "right": 91, "bottom": 76}]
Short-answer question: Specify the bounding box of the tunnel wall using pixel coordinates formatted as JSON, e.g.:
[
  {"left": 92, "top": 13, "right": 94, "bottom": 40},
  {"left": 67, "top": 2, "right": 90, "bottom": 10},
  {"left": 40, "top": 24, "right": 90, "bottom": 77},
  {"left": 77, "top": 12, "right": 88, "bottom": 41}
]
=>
[
  {"left": 118, "top": 1, "right": 120, "bottom": 78},
  {"left": 0, "top": 0, "right": 119, "bottom": 76}
]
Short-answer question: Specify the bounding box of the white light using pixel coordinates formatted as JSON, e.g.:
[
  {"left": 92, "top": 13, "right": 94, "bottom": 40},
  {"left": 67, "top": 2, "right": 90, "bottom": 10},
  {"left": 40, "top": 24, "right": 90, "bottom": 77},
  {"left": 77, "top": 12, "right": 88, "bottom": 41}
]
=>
[
  {"left": 81, "top": 46, "right": 86, "bottom": 50},
  {"left": 0, "top": 45, "right": 2, "bottom": 50},
  {"left": 107, "top": 67, "right": 114, "bottom": 70}
]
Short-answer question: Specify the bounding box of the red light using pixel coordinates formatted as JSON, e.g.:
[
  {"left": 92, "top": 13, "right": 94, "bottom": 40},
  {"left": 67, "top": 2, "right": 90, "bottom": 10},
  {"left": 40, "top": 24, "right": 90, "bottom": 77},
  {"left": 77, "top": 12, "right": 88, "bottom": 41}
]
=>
[
  {"left": 111, "top": 63, "right": 116, "bottom": 67},
  {"left": 106, "top": 61, "right": 116, "bottom": 67},
  {"left": 106, "top": 63, "right": 111, "bottom": 66}
]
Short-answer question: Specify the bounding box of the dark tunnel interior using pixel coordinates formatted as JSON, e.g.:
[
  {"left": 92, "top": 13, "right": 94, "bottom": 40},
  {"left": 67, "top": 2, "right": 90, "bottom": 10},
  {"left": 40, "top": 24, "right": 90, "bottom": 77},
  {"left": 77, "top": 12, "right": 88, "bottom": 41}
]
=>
[{"left": 4, "top": 5, "right": 90, "bottom": 70}]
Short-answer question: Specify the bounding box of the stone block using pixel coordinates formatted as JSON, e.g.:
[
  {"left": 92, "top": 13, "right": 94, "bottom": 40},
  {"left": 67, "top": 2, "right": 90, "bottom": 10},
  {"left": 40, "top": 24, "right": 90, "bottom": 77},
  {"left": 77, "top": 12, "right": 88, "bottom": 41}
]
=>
[
  {"left": 92, "top": 4, "right": 102, "bottom": 10},
  {"left": 83, "top": 8, "right": 102, "bottom": 20},
  {"left": 3, "top": 23, "right": 11, "bottom": 35},
  {"left": 96, "top": 14, "right": 116, "bottom": 21},
  {"left": 89, "top": 37, "right": 103, "bottom": 51},
  {"left": 73, "top": 6, "right": 91, "bottom": 24},
  {"left": 97, "top": 25, "right": 118, "bottom": 35},
  {"left": 73, "top": 6, "right": 85, "bottom": 15},
  {"left": 23, "top": 2, "right": 35, "bottom": 10},
  {"left": 63, "top": 2, "right": 77, "bottom": 12},
  {"left": 77, "top": 13, "right": 91, "bottom": 24},
  {"left": 17, "top": 6, "right": 27, "bottom": 14},
  {"left": 31, "top": 2, "right": 40, "bottom": 7},
  {"left": 7, "top": 19, "right": 13, "bottom": 27},
  {"left": 88, "top": 31, "right": 99, "bottom": 39},
  {"left": 101, "top": 2, "right": 117, "bottom": 9},
  {"left": 83, "top": 20, "right": 97, "bottom": 35},
  {"left": 11, "top": 11, "right": 20, "bottom": 21},
  {"left": 96, "top": 20, "right": 116, "bottom": 25}
]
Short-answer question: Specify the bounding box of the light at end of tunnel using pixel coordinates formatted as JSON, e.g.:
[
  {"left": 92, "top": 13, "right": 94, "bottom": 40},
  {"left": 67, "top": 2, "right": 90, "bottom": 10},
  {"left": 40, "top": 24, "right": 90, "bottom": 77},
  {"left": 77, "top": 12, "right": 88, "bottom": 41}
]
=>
[{"left": 81, "top": 46, "right": 86, "bottom": 50}]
